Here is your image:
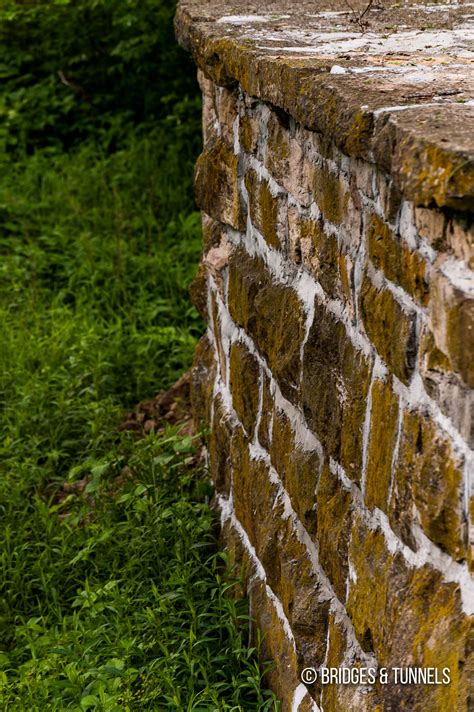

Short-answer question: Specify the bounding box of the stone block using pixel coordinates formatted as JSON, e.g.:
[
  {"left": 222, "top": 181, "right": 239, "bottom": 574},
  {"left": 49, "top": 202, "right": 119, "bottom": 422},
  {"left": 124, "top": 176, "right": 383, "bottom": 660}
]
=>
[
  {"left": 210, "top": 292, "right": 226, "bottom": 380},
  {"left": 347, "top": 513, "right": 471, "bottom": 711},
  {"left": 229, "top": 340, "right": 260, "bottom": 438},
  {"left": 287, "top": 205, "right": 307, "bottom": 266},
  {"left": 316, "top": 464, "right": 353, "bottom": 601},
  {"left": 209, "top": 395, "right": 242, "bottom": 496},
  {"left": 239, "top": 110, "right": 260, "bottom": 155},
  {"left": 366, "top": 213, "right": 429, "bottom": 306},
  {"left": 214, "top": 84, "right": 239, "bottom": 146},
  {"left": 190, "top": 332, "right": 215, "bottom": 428},
  {"left": 198, "top": 69, "right": 218, "bottom": 145},
  {"left": 376, "top": 171, "right": 402, "bottom": 224},
  {"left": 321, "top": 614, "right": 379, "bottom": 712},
  {"left": 201, "top": 212, "right": 226, "bottom": 252},
  {"left": 389, "top": 408, "right": 466, "bottom": 560},
  {"left": 430, "top": 263, "right": 474, "bottom": 388},
  {"left": 188, "top": 261, "right": 208, "bottom": 319},
  {"left": 364, "top": 376, "right": 400, "bottom": 512},
  {"left": 203, "top": 237, "right": 234, "bottom": 298},
  {"left": 312, "top": 164, "right": 349, "bottom": 226},
  {"left": 419, "top": 325, "right": 474, "bottom": 447},
  {"left": 288, "top": 210, "right": 342, "bottom": 299},
  {"left": 265, "top": 111, "right": 315, "bottom": 206},
  {"left": 351, "top": 157, "right": 375, "bottom": 200},
  {"left": 228, "top": 248, "right": 305, "bottom": 402},
  {"left": 302, "top": 301, "right": 372, "bottom": 479},
  {"left": 249, "top": 579, "right": 299, "bottom": 707},
  {"left": 414, "top": 205, "right": 447, "bottom": 252},
  {"left": 359, "top": 274, "right": 417, "bottom": 384},
  {"left": 231, "top": 436, "right": 282, "bottom": 580},
  {"left": 245, "top": 167, "right": 286, "bottom": 249},
  {"left": 269, "top": 407, "right": 320, "bottom": 536},
  {"left": 447, "top": 215, "right": 474, "bottom": 269},
  {"left": 194, "top": 136, "right": 245, "bottom": 230}
]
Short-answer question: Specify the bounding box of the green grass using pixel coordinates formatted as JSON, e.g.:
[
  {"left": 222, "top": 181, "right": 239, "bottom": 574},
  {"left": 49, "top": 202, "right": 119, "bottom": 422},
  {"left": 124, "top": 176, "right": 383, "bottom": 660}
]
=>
[
  {"left": 1, "top": 430, "right": 276, "bottom": 710},
  {"left": 0, "top": 129, "right": 279, "bottom": 709},
  {"left": 0, "top": 1, "right": 280, "bottom": 704}
]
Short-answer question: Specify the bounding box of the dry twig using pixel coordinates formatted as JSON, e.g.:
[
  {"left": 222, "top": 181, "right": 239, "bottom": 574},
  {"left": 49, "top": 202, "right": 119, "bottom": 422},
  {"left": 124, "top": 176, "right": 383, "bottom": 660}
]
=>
[{"left": 345, "top": 0, "right": 384, "bottom": 31}]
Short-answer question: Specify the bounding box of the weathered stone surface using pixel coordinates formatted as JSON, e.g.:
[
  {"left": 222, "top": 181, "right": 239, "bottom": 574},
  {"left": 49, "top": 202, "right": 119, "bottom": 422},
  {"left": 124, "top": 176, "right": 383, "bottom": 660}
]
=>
[
  {"left": 366, "top": 213, "right": 429, "bottom": 306},
  {"left": 347, "top": 513, "right": 471, "bottom": 711},
  {"left": 194, "top": 136, "right": 245, "bottom": 230},
  {"left": 321, "top": 614, "right": 379, "bottom": 712},
  {"left": 313, "top": 164, "right": 349, "bottom": 226},
  {"left": 231, "top": 432, "right": 282, "bottom": 581},
  {"left": 245, "top": 167, "right": 285, "bottom": 249},
  {"left": 198, "top": 69, "right": 240, "bottom": 147},
  {"left": 176, "top": 1, "right": 474, "bottom": 210},
  {"left": 182, "top": 7, "right": 474, "bottom": 710},
  {"left": 265, "top": 111, "right": 315, "bottom": 206},
  {"left": 291, "top": 583, "right": 330, "bottom": 679},
  {"left": 257, "top": 372, "right": 272, "bottom": 452},
  {"left": 384, "top": 106, "right": 474, "bottom": 211},
  {"left": 390, "top": 409, "right": 466, "bottom": 560},
  {"left": 197, "top": 68, "right": 219, "bottom": 145},
  {"left": 203, "top": 237, "right": 234, "bottom": 297},
  {"left": 232, "top": 435, "right": 322, "bottom": 619},
  {"left": 430, "top": 263, "right": 474, "bottom": 389},
  {"left": 419, "top": 325, "right": 474, "bottom": 447},
  {"left": 188, "top": 260, "right": 208, "bottom": 319},
  {"left": 201, "top": 212, "right": 226, "bottom": 252},
  {"left": 364, "top": 376, "right": 399, "bottom": 513},
  {"left": 316, "top": 464, "right": 352, "bottom": 601},
  {"left": 287, "top": 206, "right": 307, "bottom": 266},
  {"left": 249, "top": 579, "right": 299, "bottom": 708},
  {"left": 239, "top": 105, "right": 260, "bottom": 155},
  {"left": 190, "top": 332, "right": 215, "bottom": 428},
  {"left": 359, "top": 275, "right": 417, "bottom": 384},
  {"left": 217, "top": 515, "right": 251, "bottom": 595},
  {"left": 414, "top": 206, "right": 447, "bottom": 253},
  {"left": 210, "top": 292, "right": 226, "bottom": 379},
  {"left": 376, "top": 172, "right": 402, "bottom": 225},
  {"left": 228, "top": 248, "right": 305, "bottom": 401},
  {"left": 209, "top": 395, "right": 243, "bottom": 495},
  {"left": 269, "top": 407, "right": 320, "bottom": 536},
  {"left": 447, "top": 214, "right": 474, "bottom": 270},
  {"left": 302, "top": 301, "right": 372, "bottom": 479},
  {"left": 288, "top": 209, "right": 342, "bottom": 300},
  {"left": 214, "top": 84, "right": 239, "bottom": 146},
  {"left": 229, "top": 340, "right": 260, "bottom": 438}
]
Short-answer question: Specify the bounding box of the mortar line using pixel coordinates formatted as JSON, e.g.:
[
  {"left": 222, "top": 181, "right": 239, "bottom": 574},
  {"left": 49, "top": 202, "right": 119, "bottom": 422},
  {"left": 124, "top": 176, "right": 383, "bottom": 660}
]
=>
[{"left": 208, "top": 285, "right": 474, "bottom": 609}]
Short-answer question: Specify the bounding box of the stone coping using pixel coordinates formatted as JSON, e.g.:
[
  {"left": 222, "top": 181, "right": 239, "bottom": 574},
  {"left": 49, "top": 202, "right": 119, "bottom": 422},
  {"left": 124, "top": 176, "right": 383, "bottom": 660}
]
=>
[{"left": 175, "top": 0, "right": 474, "bottom": 211}]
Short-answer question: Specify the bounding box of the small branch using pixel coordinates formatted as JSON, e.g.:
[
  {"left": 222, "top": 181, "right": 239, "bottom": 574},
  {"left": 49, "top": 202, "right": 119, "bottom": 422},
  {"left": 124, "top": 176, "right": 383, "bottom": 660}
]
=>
[{"left": 344, "top": 0, "right": 384, "bottom": 31}]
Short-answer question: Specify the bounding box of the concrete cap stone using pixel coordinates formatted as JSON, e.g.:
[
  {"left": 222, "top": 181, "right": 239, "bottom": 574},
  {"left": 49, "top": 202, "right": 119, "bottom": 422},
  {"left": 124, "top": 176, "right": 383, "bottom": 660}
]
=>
[{"left": 175, "top": 0, "right": 474, "bottom": 210}]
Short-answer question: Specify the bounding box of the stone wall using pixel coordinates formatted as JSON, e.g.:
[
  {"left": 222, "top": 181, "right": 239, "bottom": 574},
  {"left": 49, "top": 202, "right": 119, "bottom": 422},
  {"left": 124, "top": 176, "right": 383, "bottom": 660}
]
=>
[{"left": 176, "top": 2, "right": 474, "bottom": 710}]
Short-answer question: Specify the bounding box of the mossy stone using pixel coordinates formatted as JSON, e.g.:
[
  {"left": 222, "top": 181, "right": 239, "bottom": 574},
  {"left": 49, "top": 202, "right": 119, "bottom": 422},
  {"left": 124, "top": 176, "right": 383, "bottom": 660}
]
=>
[
  {"left": 367, "top": 213, "right": 429, "bottom": 306},
  {"left": 245, "top": 168, "right": 282, "bottom": 249},
  {"left": 365, "top": 376, "right": 400, "bottom": 513},
  {"left": 269, "top": 408, "right": 320, "bottom": 536},
  {"left": 316, "top": 463, "right": 353, "bottom": 601},
  {"left": 228, "top": 248, "right": 305, "bottom": 402},
  {"left": 229, "top": 340, "right": 260, "bottom": 438},
  {"left": 359, "top": 274, "right": 417, "bottom": 384},
  {"left": 190, "top": 332, "right": 215, "bottom": 428},
  {"left": 194, "top": 136, "right": 245, "bottom": 230},
  {"left": 390, "top": 409, "right": 466, "bottom": 561},
  {"left": 302, "top": 300, "right": 372, "bottom": 479}
]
